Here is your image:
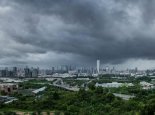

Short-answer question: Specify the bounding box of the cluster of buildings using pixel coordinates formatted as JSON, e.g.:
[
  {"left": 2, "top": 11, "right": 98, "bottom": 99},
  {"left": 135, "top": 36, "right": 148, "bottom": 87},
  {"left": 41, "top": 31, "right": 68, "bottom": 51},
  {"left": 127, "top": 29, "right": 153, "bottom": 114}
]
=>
[
  {"left": 140, "top": 81, "right": 154, "bottom": 90},
  {"left": 0, "top": 82, "right": 46, "bottom": 104},
  {"left": 0, "top": 60, "right": 155, "bottom": 78},
  {"left": 0, "top": 67, "right": 18, "bottom": 77},
  {"left": 95, "top": 81, "right": 155, "bottom": 90},
  {"left": 0, "top": 67, "right": 39, "bottom": 78}
]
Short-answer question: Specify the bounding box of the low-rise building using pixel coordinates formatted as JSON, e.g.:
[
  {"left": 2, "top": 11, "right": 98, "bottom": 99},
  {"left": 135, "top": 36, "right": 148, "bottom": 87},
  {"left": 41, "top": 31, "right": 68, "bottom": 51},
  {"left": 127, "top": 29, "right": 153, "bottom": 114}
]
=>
[
  {"left": 0, "top": 96, "right": 18, "bottom": 104},
  {"left": 0, "top": 83, "right": 18, "bottom": 94},
  {"left": 18, "top": 87, "right": 46, "bottom": 96},
  {"left": 32, "top": 86, "right": 46, "bottom": 95},
  {"left": 95, "top": 82, "right": 134, "bottom": 88},
  {"left": 52, "top": 73, "right": 76, "bottom": 78},
  {"left": 76, "top": 78, "right": 90, "bottom": 80},
  {"left": 140, "top": 81, "right": 154, "bottom": 90}
]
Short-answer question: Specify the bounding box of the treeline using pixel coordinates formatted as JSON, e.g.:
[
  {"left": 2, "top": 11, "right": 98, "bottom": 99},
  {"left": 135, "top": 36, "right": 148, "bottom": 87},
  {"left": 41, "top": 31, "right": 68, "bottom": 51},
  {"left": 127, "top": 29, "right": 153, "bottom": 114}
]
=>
[
  {"left": 1, "top": 85, "right": 155, "bottom": 115},
  {"left": 0, "top": 82, "right": 155, "bottom": 115}
]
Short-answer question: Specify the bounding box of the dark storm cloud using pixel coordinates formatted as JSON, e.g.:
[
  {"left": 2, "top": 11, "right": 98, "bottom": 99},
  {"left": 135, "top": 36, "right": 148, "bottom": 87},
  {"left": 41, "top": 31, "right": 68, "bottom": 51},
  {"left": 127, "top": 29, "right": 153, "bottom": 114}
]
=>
[{"left": 1, "top": 0, "right": 155, "bottom": 66}]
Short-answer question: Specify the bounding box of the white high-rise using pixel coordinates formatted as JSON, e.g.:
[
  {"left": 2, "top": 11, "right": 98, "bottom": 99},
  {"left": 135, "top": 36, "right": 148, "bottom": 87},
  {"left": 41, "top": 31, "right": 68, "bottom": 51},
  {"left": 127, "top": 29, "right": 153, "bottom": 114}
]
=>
[{"left": 97, "top": 60, "right": 100, "bottom": 74}]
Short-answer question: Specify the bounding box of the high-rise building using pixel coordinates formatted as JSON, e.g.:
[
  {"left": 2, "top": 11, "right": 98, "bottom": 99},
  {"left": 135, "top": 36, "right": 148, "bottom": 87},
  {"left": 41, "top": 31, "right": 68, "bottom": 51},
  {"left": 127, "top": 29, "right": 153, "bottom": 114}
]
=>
[
  {"left": 24, "top": 67, "right": 31, "bottom": 77},
  {"left": 52, "top": 67, "right": 55, "bottom": 73},
  {"left": 32, "top": 68, "right": 39, "bottom": 77},
  {"left": 135, "top": 67, "right": 138, "bottom": 73},
  {"left": 5, "top": 67, "right": 9, "bottom": 77},
  {"left": 105, "top": 66, "right": 109, "bottom": 72},
  {"left": 97, "top": 60, "right": 100, "bottom": 74},
  {"left": 1, "top": 70, "right": 6, "bottom": 77},
  {"left": 13, "top": 67, "right": 17, "bottom": 77}
]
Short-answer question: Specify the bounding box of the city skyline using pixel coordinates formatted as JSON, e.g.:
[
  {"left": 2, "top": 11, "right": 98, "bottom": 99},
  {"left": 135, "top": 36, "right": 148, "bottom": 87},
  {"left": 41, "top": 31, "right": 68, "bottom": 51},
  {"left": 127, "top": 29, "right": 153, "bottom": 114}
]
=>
[
  {"left": 1, "top": 0, "right": 155, "bottom": 69},
  {"left": 0, "top": 1, "right": 155, "bottom": 114}
]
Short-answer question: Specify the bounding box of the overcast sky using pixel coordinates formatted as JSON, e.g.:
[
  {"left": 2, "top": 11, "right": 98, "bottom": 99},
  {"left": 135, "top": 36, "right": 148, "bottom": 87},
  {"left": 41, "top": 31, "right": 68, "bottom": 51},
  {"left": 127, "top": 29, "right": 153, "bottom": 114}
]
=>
[{"left": 0, "top": 0, "right": 155, "bottom": 69}]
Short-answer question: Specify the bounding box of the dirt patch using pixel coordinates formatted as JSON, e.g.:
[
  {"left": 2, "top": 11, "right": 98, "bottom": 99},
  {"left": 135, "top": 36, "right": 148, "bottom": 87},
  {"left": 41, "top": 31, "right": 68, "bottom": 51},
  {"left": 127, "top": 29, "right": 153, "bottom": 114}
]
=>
[{"left": 16, "top": 111, "right": 54, "bottom": 115}]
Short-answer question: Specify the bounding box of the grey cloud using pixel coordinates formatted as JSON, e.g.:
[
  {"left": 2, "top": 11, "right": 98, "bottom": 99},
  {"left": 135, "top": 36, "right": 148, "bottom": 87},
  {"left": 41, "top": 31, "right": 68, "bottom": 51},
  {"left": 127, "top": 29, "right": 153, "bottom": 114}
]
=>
[{"left": 0, "top": 0, "right": 155, "bottom": 66}]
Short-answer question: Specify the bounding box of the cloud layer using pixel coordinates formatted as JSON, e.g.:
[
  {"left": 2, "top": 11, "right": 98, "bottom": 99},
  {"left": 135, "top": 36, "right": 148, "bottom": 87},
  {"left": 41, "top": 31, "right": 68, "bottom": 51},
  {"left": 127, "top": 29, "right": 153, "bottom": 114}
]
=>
[{"left": 0, "top": 0, "right": 155, "bottom": 68}]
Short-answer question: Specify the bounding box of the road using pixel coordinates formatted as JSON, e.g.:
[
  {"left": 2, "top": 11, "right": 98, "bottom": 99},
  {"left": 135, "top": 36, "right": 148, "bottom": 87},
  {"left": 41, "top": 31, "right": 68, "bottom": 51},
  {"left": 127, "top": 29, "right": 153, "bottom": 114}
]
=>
[{"left": 52, "top": 78, "right": 80, "bottom": 91}]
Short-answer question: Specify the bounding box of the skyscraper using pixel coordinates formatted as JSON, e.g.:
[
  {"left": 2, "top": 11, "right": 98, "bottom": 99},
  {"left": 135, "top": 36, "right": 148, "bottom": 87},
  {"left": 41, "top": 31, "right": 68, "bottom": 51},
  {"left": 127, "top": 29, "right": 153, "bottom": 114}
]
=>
[
  {"left": 97, "top": 60, "right": 100, "bottom": 74},
  {"left": 13, "top": 67, "right": 17, "bottom": 77}
]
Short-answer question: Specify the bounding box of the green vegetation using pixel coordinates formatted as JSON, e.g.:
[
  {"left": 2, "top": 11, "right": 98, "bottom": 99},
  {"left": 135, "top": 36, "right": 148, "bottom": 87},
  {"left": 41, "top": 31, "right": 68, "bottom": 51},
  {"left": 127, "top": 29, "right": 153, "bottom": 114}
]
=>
[
  {"left": 63, "top": 79, "right": 87, "bottom": 87},
  {"left": 0, "top": 77, "right": 155, "bottom": 115}
]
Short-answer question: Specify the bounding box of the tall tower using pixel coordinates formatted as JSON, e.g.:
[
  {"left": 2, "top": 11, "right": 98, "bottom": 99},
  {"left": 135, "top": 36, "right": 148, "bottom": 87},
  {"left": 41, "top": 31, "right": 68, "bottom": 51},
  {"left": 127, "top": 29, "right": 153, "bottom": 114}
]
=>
[{"left": 97, "top": 60, "right": 100, "bottom": 74}]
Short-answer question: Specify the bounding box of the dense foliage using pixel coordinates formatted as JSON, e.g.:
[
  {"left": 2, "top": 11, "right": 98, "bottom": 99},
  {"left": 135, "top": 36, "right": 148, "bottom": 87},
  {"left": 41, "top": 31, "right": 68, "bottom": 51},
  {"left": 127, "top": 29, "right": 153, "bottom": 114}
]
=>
[{"left": 0, "top": 84, "right": 154, "bottom": 115}]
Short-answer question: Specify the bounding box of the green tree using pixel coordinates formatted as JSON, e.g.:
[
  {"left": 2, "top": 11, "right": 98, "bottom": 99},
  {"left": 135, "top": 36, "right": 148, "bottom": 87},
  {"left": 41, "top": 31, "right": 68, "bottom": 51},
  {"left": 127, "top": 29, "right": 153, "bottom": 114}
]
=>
[
  {"left": 141, "top": 99, "right": 155, "bottom": 115},
  {"left": 88, "top": 82, "right": 96, "bottom": 91},
  {"left": 53, "top": 91, "right": 60, "bottom": 100},
  {"left": 95, "top": 86, "right": 103, "bottom": 94}
]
